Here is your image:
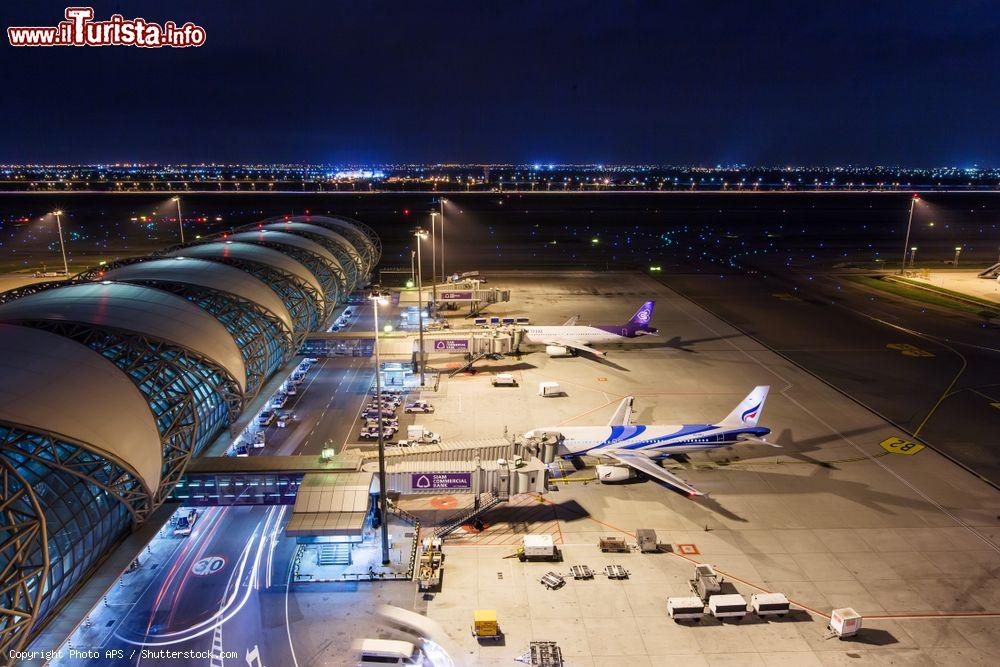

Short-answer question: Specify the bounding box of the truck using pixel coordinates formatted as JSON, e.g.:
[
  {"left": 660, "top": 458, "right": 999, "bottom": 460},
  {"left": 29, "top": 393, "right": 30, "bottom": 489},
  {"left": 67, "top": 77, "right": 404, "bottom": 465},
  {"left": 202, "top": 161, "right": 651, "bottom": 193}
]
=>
[
  {"left": 517, "top": 534, "right": 560, "bottom": 562},
  {"left": 396, "top": 426, "right": 440, "bottom": 446},
  {"left": 472, "top": 609, "right": 501, "bottom": 641},
  {"left": 417, "top": 537, "right": 444, "bottom": 591}
]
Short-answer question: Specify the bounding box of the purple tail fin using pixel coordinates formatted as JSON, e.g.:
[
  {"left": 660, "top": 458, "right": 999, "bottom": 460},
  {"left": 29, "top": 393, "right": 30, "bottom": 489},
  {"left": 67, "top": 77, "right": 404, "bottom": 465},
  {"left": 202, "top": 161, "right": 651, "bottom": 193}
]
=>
[{"left": 627, "top": 301, "right": 655, "bottom": 329}]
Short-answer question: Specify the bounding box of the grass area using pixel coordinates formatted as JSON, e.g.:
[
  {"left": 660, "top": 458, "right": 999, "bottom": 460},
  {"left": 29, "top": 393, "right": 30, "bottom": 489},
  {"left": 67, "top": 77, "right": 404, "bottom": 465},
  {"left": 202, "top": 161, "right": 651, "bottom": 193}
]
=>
[
  {"left": 845, "top": 274, "right": 999, "bottom": 319},
  {"left": 892, "top": 276, "right": 999, "bottom": 309}
]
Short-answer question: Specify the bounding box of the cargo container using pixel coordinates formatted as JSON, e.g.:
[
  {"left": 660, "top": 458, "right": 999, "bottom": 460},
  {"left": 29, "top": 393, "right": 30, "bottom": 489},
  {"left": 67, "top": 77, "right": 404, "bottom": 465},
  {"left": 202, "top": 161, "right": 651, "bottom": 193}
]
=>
[
  {"left": 751, "top": 592, "right": 790, "bottom": 617},
  {"left": 829, "top": 608, "right": 862, "bottom": 639},
  {"left": 668, "top": 596, "right": 705, "bottom": 621},
  {"left": 708, "top": 594, "right": 748, "bottom": 619}
]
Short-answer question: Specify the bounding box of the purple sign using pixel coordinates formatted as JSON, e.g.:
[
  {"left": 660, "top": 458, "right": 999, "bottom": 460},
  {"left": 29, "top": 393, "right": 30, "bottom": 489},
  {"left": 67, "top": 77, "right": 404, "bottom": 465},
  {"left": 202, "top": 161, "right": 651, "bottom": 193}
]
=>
[
  {"left": 433, "top": 339, "right": 469, "bottom": 351},
  {"left": 440, "top": 291, "right": 474, "bottom": 301},
  {"left": 411, "top": 473, "right": 472, "bottom": 490}
]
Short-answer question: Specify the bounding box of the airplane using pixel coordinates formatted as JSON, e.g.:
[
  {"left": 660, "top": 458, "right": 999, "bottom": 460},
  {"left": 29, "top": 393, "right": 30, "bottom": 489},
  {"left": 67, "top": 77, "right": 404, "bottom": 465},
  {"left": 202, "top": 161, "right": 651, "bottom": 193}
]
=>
[
  {"left": 519, "top": 300, "right": 659, "bottom": 357},
  {"left": 524, "top": 386, "right": 773, "bottom": 496}
]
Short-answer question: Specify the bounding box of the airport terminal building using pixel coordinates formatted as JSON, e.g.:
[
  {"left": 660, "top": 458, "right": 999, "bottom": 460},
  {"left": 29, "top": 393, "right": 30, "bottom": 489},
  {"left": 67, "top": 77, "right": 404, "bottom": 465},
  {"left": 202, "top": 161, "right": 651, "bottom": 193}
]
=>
[{"left": 0, "top": 216, "right": 379, "bottom": 652}]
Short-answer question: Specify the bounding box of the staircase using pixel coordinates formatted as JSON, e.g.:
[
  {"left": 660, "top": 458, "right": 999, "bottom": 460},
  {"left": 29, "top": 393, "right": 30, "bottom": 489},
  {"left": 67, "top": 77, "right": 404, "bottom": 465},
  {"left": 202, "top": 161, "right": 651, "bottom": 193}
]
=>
[
  {"left": 434, "top": 492, "right": 503, "bottom": 538},
  {"left": 450, "top": 352, "right": 489, "bottom": 377},
  {"left": 978, "top": 262, "right": 1000, "bottom": 279},
  {"left": 317, "top": 542, "right": 351, "bottom": 566}
]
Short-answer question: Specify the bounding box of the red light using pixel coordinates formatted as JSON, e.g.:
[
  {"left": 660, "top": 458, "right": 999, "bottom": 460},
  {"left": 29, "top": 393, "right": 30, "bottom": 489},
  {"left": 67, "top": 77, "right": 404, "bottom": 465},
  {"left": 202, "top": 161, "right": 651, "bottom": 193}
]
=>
[
  {"left": 283, "top": 215, "right": 289, "bottom": 220},
  {"left": 912, "top": 194, "right": 920, "bottom": 200},
  {"left": 304, "top": 209, "right": 310, "bottom": 215},
  {"left": 403, "top": 209, "right": 410, "bottom": 216}
]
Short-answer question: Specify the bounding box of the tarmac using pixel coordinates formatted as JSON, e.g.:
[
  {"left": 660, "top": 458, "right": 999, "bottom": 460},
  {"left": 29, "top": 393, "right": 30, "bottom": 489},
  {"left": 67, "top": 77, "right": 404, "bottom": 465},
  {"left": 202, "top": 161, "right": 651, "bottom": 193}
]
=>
[
  {"left": 395, "top": 271, "right": 1000, "bottom": 666},
  {"left": 908, "top": 269, "right": 1000, "bottom": 304}
]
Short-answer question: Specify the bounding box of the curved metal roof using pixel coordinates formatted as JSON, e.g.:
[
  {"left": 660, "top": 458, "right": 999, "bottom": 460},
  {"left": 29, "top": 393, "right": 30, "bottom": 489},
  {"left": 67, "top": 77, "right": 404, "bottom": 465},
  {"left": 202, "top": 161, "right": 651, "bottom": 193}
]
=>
[
  {"left": 164, "top": 242, "right": 324, "bottom": 306},
  {"left": 0, "top": 282, "right": 247, "bottom": 392},
  {"left": 0, "top": 323, "right": 162, "bottom": 491},
  {"left": 261, "top": 222, "right": 363, "bottom": 267},
  {"left": 102, "top": 257, "right": 294, "bottom": 333},
  {"left": 225, "top": 230, "right": 346, "bottom": 276}
]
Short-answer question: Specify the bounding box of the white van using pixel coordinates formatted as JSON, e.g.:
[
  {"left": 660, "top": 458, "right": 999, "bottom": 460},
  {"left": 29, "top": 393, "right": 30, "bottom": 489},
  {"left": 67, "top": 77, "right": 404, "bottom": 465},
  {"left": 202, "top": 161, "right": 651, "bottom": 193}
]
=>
[
  {"left": 354, "top": 639, "right": 422, "bottom": 666},
  {"left": 708, "top": 593, "right": 748, "bottom": 620}
]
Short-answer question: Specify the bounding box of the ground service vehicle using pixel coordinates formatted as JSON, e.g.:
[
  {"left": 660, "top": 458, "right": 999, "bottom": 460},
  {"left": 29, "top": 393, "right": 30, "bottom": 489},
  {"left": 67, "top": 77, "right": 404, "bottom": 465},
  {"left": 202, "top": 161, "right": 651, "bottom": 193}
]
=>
[
  {"left": 472, "top": 609, "right": 501, "bottom": 641},
  {"left": 354, "top": 639, "right": 422, "bottom": 666},
  {"left": 518, "top": 534, "right": 560, "bottom": 561},
  {"left": 668, "top": 596, "right": 705, "bottom": 621},
  {"left": 492, "top": 373, "right": 517, "bottom": 387},
  {"left": 709, "top": 594, "right": 748, "bottom": 620},
  {"left": 751, "top": 592, "right": 790, "bottom": 617}
]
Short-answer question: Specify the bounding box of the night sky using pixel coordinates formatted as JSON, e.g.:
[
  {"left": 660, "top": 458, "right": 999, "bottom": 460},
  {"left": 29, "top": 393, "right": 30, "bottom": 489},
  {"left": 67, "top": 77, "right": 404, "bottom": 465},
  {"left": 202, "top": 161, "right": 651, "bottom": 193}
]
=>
[{"left": 2, "top": 0, "right": 999, "bottom": 166}]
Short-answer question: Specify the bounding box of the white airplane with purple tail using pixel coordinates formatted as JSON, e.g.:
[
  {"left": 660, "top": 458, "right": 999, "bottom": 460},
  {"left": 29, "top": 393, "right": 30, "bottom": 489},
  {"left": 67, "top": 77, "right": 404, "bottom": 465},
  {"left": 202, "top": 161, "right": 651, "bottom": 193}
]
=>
[
  {"left": 520, "top": 300, "right": 658, "bottom": 357},
  {"left": 525, "top": 386, "right": 773, "bottom": 496}
]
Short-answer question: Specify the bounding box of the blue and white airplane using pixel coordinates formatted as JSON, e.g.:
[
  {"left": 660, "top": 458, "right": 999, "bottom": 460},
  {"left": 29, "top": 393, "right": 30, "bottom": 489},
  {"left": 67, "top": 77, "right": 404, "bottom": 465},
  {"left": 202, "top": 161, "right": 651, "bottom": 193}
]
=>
[{"left": 525, "top": 386, "right": 773, "bottom": 496}]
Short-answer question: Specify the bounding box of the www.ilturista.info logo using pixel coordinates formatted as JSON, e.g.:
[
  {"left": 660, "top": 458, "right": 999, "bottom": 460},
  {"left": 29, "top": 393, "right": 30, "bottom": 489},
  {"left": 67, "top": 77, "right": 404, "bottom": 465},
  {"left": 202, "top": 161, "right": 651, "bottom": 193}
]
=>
[{"left": 8, "top": 7, "right": 206, "bottom": 48}]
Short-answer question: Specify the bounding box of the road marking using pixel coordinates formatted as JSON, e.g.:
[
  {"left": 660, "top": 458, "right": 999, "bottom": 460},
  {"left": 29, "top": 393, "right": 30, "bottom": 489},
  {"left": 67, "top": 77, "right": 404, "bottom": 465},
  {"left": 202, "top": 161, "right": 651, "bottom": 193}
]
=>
[
  {"left": 879, "top": 437, "right": 924, "bottom": 456},
  {"left": 887, "top": 342, "right": 935, "bottom": 357},
  {"left": 192, "top": 555, "right": 227, "bottom": 576}
]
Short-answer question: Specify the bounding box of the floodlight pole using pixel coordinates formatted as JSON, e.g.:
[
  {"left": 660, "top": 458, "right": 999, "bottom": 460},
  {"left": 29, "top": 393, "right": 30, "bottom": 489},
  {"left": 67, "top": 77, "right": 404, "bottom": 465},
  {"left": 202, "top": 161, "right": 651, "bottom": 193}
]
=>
[
  {"left": 430, "top": 212, "right": 438, "bottom": 308},
  {"left": 173, "top": 197, "right": 185, "bottom": 244},
  {"left": 900, "top": 195, "right": 918, "bottom": 275},
  {"left": 439, "top": 199, "right": 446, "bottom": 280},
  {"left": 370, "top": 293, "right": 390, "bottom": 565},
  {"left": 53, "top": 211, "right": 69, "bottom": 277},
  {"left": 415, "top": 230, "right": 427, "bottom": 386}
]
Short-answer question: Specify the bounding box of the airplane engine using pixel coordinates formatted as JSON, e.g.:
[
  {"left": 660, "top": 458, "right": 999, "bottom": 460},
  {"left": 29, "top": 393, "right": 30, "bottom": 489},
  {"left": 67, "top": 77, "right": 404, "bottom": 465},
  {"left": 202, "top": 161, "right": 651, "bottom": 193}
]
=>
[
  {"left": 545, "top": 345, "right": 574, "bottom": 357},
  {"left": 596, "top": 464, "right": 637, "bottom": 483}
]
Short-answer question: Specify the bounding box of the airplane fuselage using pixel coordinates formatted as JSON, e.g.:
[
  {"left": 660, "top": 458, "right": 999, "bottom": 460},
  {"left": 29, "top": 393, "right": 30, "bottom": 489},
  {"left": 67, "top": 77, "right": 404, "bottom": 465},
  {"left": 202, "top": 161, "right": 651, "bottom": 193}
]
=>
[
  {"left": 521, "top": 325, "right": 628, "bottom": 346},
  {"left": 526, "top": 423, "right": 772, "bottom": 459}
]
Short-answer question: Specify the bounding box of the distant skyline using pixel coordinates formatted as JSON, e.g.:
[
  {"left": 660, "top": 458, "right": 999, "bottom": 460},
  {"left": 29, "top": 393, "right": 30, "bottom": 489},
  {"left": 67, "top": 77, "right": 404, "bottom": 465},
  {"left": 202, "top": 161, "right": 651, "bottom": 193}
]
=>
[{"left": 2, "top": 1, "right": 999, "bottom": 166}]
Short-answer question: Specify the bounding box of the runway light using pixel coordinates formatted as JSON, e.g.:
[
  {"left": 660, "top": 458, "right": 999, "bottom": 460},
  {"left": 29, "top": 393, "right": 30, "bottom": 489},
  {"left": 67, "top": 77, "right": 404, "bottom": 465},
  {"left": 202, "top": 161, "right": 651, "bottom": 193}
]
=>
[
  {"left": 649, "top": 265, "right": 662, "bottom": 272},
  {"left": 591, "top": 237, "right": 600, "bottom": 244}
]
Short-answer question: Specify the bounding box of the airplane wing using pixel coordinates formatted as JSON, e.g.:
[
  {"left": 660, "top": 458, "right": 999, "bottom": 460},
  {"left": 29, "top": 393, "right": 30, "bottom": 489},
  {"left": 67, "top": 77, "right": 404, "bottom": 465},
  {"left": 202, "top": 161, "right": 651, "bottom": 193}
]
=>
[
  {"left": 562, "top": 315, "right": 580, "bottom": 326},
  {"left": 605, "top": 451, "right": 706, "bottom": 496},
  {"left": 543, "top": 339, "right": 606, "bottom": 357},
  {"left": 606, "top": 396, "right": 634, "bottom": 427}
]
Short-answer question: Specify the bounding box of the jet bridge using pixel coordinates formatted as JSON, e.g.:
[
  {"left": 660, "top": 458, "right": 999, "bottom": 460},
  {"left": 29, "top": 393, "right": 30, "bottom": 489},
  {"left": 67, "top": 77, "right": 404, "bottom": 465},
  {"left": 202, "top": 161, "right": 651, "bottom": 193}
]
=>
[{"left": 398, "top": 280, "right": 511, "bottom": 315}]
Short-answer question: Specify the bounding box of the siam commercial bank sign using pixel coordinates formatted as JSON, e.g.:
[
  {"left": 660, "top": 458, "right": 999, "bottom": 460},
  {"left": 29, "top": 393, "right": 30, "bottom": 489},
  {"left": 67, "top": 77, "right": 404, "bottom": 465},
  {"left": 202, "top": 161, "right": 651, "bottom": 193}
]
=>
[
  {"left": 411, "top": 473, "right": 472, "bottom": 490},
  {"left": 433, "top": 339, "right": 469, "bottom": 351},
  {"left": 440, "top": 291, "right": 474, "bottom": 301}
]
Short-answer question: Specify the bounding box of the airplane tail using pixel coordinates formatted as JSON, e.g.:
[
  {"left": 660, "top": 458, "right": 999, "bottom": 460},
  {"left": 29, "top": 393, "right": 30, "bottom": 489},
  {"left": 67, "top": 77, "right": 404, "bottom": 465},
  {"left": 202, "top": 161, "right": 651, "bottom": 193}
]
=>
[
  {"left": 720, "top": 386, "right": 770, "bottom": 427},
  {"left": 625, "top": 300, "right": 657, "bottom": 333},
  {"left": 606, "top": 396, "right": 634, "bottom": 427}
]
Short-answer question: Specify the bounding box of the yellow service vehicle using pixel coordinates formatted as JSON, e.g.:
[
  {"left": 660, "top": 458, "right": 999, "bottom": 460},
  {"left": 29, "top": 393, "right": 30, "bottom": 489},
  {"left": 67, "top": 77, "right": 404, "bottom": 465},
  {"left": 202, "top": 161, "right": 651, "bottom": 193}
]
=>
[{"left": 472, "top": 609, "right": 501, "bottom": 641}]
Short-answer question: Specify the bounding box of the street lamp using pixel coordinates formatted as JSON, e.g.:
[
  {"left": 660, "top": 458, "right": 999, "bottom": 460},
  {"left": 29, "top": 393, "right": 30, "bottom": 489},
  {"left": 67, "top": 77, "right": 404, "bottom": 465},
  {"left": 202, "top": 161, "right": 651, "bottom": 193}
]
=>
[
  {"left": 430, "top": 211, "right": 439, "bottom": 308},
  {"left": 52, "top": 210, "right": 69, "bottom": 276},
  {"left": 909, "top": 246, "right": 918, "bottom": 268},
  {"left": 172, "top": 197, "right": 185, "bottom": 243},
  {"left": 954, "top": 246, "right": 963, "bottom": 268},
  {"left": 900, "top": 194, "right": 920, "bottom": 274},
  {"left": 368, "top": 289, "right": 391, "bottom": 566},
  {"left": 414, "top": 228, "right": 429, "bottom": 386}
]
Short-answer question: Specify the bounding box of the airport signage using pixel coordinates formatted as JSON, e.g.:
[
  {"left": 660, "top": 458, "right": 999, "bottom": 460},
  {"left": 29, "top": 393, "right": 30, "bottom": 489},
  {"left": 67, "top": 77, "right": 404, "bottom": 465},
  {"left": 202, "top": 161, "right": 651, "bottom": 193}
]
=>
[
  {"left": 411, "top": 473, "right": 472, "bottom": 490},
  {"left": 440, "top": 291, "right": 474, "bottom": 301},
  {"left": 433, "top": 339, "right": 469, "bottom": 351}
]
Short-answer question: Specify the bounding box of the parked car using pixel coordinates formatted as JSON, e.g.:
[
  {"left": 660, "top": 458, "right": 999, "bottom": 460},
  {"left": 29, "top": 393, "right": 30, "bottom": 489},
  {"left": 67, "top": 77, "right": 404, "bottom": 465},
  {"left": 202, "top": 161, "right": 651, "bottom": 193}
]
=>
[
  {"left": 234, "top": 443, "right": 250, "bottom": 457},
  {"left": 173, "top": 509, "right": 198, "bottom": 537},
  {"left": 404, "top": 401, "right": 433, "bottom": 413},
  {"left": 359, "top": 427, "right": 395, "bottom": 440},
  {"left": 258, "top": 410, "right": 276, "bottom": 427}
]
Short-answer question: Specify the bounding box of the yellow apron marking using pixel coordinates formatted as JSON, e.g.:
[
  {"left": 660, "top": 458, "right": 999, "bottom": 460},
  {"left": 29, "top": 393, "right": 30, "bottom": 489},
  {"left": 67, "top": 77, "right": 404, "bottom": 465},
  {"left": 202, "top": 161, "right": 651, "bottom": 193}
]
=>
[
  {"left": 880, "top": 436, "right": 924, "bottom": 455},
  {"left": 887, "top": 343, "right": 935, "bottom": 357}
]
